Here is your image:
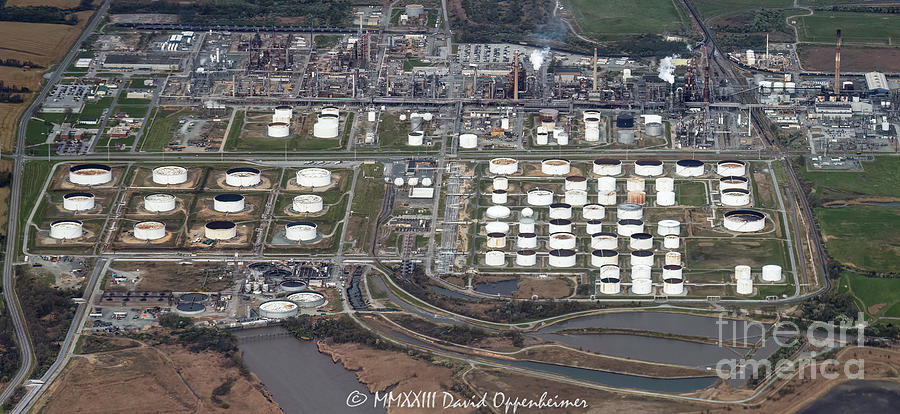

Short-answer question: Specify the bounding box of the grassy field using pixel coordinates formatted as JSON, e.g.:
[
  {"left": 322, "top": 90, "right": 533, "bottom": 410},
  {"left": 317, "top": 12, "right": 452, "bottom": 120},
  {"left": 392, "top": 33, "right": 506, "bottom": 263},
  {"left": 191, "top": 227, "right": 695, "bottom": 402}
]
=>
[
  {"left": 140, "top": 108, "right": 198, "bottom": 151},
  {"left": 838, "top": 271, "right": 900, "bottom": 318},
  {"left": 346, "top": 163, "right": 385, "bottom": 253},
  {"left": 815, "top": 205, "right": 900, "bottom": 273},
  {"left": 223, "top": 109, "right": 245, "bottom": 151},
  {"left": 797, "top": 12, "right": 900, "bottom": 45},
  {"left": 675, "top": 181, "right": 707, "bottom": 206},
  {"left": 801, "top": 157, "right": 900, "bottom": 201},
  {"left": 570, "top": 0, "right": 689, "bottom": 40},
  {"left": 693, "top": 0, "right": 792, "bottom": 18},
  {"left": 685, "top": 238, "right": 788, "bottom": 270},
  {"left": 25, "top": 118, "right": 53, "bottom": 145}
]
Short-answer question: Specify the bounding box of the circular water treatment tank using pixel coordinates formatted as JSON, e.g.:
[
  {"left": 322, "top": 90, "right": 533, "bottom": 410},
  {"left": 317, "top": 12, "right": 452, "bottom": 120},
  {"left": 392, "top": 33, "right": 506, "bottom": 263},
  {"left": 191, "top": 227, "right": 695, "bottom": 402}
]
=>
[
  {"left": 264, "top": 268, "right": 292, "bottom": 279},
  {"left": 629, "top": 232, "right": 653, "bottom": 250},
  {"left": 591, "top": 249, "right": 618, "bottom": 267},
  {"left": 179, "top": 292, "right": 209, "bottom": 303},
  {"left": 655, "top": 177, "right": 675, "bottom": 193},
  {"left": 549, "top": 203, "right": 572, "bottom": 219},
  {"left": 63, "top": 192, "right": 95, "bottom": 212},
  {"left": 49, "top": 219, "right": 83, "bottom": 240},
  {"left": 491, "top": 189, "right": 508, "bottom": 205},
  {"left": 459, "top": 133, "right": 478, "bottom": 149},
  {"left": 723, "top": 210, "right": 766, "bottom": 233},
  {"left": 485, "top": 205, "right": 511, "bottom": 219},
  {"left": 526, "top": 189, "right": 553, "bottom": 206},
  {"left": 548, "top": 218, "right": 572, "bottom": 234},
  {"left": 225, "top": 167, "right": 261, "bottom": 187},
  {"left": 719, "top": 176, "right": 750, "bottom": 191},
  {"left": 762, "top": 264, "right": 783, "bottom": 282},
  {"left": 564, "top": 189, "right": 588, "bottom": 206},
  {"left": 296, "top": 168, "right": 331, "bottom": 187},
  {"left": 616, "top": 203, "right": 643, "bottom": 220},
  {"left": 631, "top": 264, "right": 652, "bottom": 280},
  {"left": 617, "top": 219, "right": 644, "bottom": 236},
  {"left": 407, "top": 131, "right": 424, "bottom": 146},
  {"left": 134, "top": 221, "right": 165, "bottom": 240},
  {"left": 633, "top": 159, "right": 664, "bottom": 177},
  {"left": 541, "top": 158, "right": 571, "bottom": 176},
  {"left": 484, "top": 250, "right": 505, "bottom": 267},
  {"left": 656, "top": 191, "right": 676, "bottom": 207},
  {"left": 486, "top": 232, "right": 507, "bottom": 249},
  {"left": 485, "top": 221, "right": 510, "bottom": 234},
  {"left": 582, "top": 204, "right": 605, "bottom": 220},
  {"left": 489, "top": 158, "right": 519, "bottom": 175},
  {"left": 293, "top": 194, "right": 324, "bottom": 213},
  {"left": 548, "top": 232, "right": 576, "bottom": 249},
  {"left": 493, "top": 176, "right": 509, "bottom": 191},
  {"left": 285, "top": 222, "right": 318, "bottom": 242},
  {"left": 205, "top": 220, "right": 237, "bottom": 240},
  {"left": 657, "top": 220, "right": 681, "bottom": 236},
  {"left": 675, "top": 159, "right": 705, "bottom": 177},
  {"left": 717, "top": 160, "right": 746, "bottom": 177},
  {"left": 721, "top": 188, "right": 751, "bottom": 206},
  {"left": 632, "top": 278, "right": 652, "bottom": 295},
  {"left": 548, "top": 249, "right": 576, "bottom": 268},
  {"left": 214, "top": 193, "right": 245, "bottom": 213},
  {"left": 258, "top": 300, "right": 299, "bottom": 319},
  {"left": 590, "top": 232, "right": 618, "bottom": 250},
  {"left": 69, "top": 164, "right": 112, "bottom": 186},
  {"left": 515, "top": 250, "right": 537, "bottom": 267},
  {"left": 144, "top": 193, "right": 176, "bottom": 212},
  {"left": 516, "top": 233, "right": 537, "bottom": 249},
  {"left": 593, "top": 159, "right": 623, "bottom": 176},
  {"left": 585, "top": 219, "right": 603, "bottom": 235},
  {"left": 280, "top": 280, "right": 308, "bottom": 292},
  {"left": 287, "top": 291, "right": 327, "bottom": 308},
  {"left": 565, "top": 175, "right": 588, "bottom": 191},
  {"left": 630, "top": 250, "right": 654, "bottom": 267},
  {"left": 152, "top": 166, "right": 188, "bottom": 185},
  {"left": 176, "top": 303, "right": 206, "bottom": 315},
  {"left": 267, "top": 122, "right": 290, "bottom": 138}
]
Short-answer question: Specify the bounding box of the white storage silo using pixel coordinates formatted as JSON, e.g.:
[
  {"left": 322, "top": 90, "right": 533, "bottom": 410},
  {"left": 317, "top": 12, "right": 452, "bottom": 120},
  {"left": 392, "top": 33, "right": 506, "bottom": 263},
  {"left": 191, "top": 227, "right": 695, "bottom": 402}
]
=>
[
  {"left": 616, "top": 203, "right": 643, "bottom": 220},
  {"left": 663, "top": 278, "right": 684, "bottom": 295},
  {"left": 518, "top": 217, "right": 535, "bottom": 234},
  {"left": 655, "top": 177, "right": 674, "bottom": 192},
  {"left": 527, "top": 189, "right": 554, "bottom": 206},
  {"left": 486, "top": 232, "right": 507, "bottom": 249},
  {"left": 49, "top": 220, "right": 83, "bottom": 240},
  {"left": 214, "top": 194, "right": 245, "bottom": 213},
  {"left": 548, "top": 232, "right": 577, "bottom": 250},
  {"left": 634, "top": 160, "right": 664, "bottom": 177},
  {"left": 590, "top": 232, "right": 618, "bottom": 250},
  {"left": 549, "top": 203, "right": 573, "bottom": 219},
  {"left": 407, "top": 131, "right": 424, "bottom": 146},
  {"left": 273, "top": 105, "right": 293, "bottom": 123},
  {"left": 629, "top": 233, "right": 653, "bottom": 250},
  {"left": 583, "top": 110, "right": 601, "bottom": 121},
  {"left": 285, "top": 222, "right": 318, "bottom": 242},
  {"left": 665, "top": 251, "right": 682, "bottom": 266},
  {"left": 484, "top": 250, "right": 505, "bottom": 267},
  {"left": 631, "top": 264, "right": 652, "bottom": 280},
  {"left": 134, "top": 221, "right": 166, "bottom": 240},
  {"left": 144, "top": 193, "right": 176, "bottom": 213},
  {"left": 593, "top": 159, "right": 622, "bottom": 176},
  {"left": 663, "top": 264, "right": 683, "bottom": 280},
  {"left": 657, "top": 220, "right": 681, "bottom": 236},
  {"left": 717, "top": 160, "right": 746, "bottom": 176},
  {"left": 735, "top": 265, "right": 752, "bottom": 280},
  {"left": 485, "top": 205, "right": 511, "bottom": 219},
  {"left": 152, "top": 166, "right": 188, "bottom": 185},
  {"left": 459, "top": 133, "right": 478, "bottom": 149},
  {"left": 584, "top": 124, "right": 601, "bottom": 142},
  {"left": 598, "top": 266, "right": 621, "bottom": 295},
  {"left": 565, "top": 176, "right": 588, "bottom": 191},
  {"left": 555, "top": 131, "right": 569, "bottom": 146},
  {"left": 535, "top": 131, "right": 549, "bottom": 146},
  {"left": 541, "top": 159, "right": 571, "bottom": 176},
  {"left": 485, "top": 221, "right": 510, "bottom": 235},
  {"left": 598, "top": 191, "right": 617, "bottom": 206},
  {"left": 585, "top": 219, "right": 603, "bottom": 235},
  {"left": 548, "top": 219, "right": 572, "bottom": 234},
  {"left": 267, "top": 122, "right": 290, "bottom": 138},
  {"left": 632, "top": 278, "right": 652, "bottom": 295},
  {"left": 517, "top": 233, "right": 538, "bottom": 249},
  {"left": 322, "top": 107, "right": 340, "bottom": 117},
  {"left": 313, "top": 114, "right": 340, "bottom": 138},
  {"left": 721, "top": 189, "right": 751, "bottom": 206},
  {"left": 69, "top": 164, "right": 112, "bottom": 186},
  {"left": 63, "top": 192, "right": 95, "bottom": 212},
  {"left": 762, "top": 265, "right": 783, "bottom": 282},
  {"left": 516, "top": 250, "right": 537, "bottom": 267},
  {"left": 225, "top": 167, "right": 261, "bottom": 187},
  {"left": 564, "top": 189, "right": 588, "bottom": 206},
  {"left": 492, "top": 189, "right": 508, "bottom": 205},
  {"left": 367, "top": 110, "right": 376, "bottom": 122},
  {"left": 293, "top": 194, "right": 324, "bottom": 213},
  {"left": 626, "top": 177, "right": 645, "bottom": 193},
  {"left": 656, "top": 191, "right": 676, "bottom": 206},
  {"left": 617, "top": 219, "right": 644, "bottom": 236},
  {"left": 205, "top": 220, "right": 237, "bottom": 240},
  {"left": 630, "top": 250, "right": 654, "bottom": 267},
  {"left": 724, "top": 210, "right": 766, "bottom": 232},
  {"left": 736, "top": 279, "right": 753, "bottom": 295},
  {"left": 296, "top": 168, "right": 331, "bottom": 187},
  {"left": 597, "top": 176, "right": 617, "bottom": 193},
  {"left": 582, "top": 204, "right": 605, "bottom": 220},
  {"left": 489, "top": 158, "right": 519, "bottom": 175},
  {"left": 645, "top": 122, "right": 663, "bottom": 137},
  {"left": 521, "top": 207, "right": 534, "bottom": 218},
  {"left": 493, "top": 176, "right": 509, "bottom": 191},
  {"left": 720, "top": 176, "right": 750, "bottom": 191},
  {"left": 548, "top": 249, "right": 577, "bottom": 268},
  {"left": 591, "top": 249, "right": 618, "bottom": 267},
  {"left": 675, "top": 160, "right": 705, "bottom": 177},
  {"left": 663, "top": 235, "right": 680, "bottom": 249}
]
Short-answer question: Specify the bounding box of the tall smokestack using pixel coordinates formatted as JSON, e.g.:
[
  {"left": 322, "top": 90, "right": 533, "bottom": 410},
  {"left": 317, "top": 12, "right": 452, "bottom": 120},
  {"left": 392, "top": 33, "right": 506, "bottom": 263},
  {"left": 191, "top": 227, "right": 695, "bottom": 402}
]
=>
[
  {"left": 514, "top": 51, "right": 519, "bottom": 100},
  {"left": 765, "top": 34, "right": 769, "bottom": 67},
  {"left": 834, "top": 29, "right": 842, "bottom": 95},
  {"left": 592, "top": 48, "right": 598, "bottom": 92}
]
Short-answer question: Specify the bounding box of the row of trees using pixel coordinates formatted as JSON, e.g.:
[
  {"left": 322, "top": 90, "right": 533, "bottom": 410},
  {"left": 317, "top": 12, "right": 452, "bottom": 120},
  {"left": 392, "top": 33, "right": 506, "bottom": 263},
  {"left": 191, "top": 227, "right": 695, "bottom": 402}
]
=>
[
  {"left": 0, "top": 58, "right": 42, "bottom": 69},
  {"left": 0, "top": 0, "right": 95, "bottom": 24}
]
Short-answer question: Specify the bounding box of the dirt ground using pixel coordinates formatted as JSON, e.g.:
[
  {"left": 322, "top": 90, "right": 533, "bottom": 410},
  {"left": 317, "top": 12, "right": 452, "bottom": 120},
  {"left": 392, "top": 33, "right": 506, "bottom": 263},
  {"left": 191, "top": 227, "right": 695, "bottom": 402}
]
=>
[
  {"left": 800, "top": 45, "right": 900, "bottom": 72},
  {"left": 513, "top": 277, "right": 573, "bottom": 299},
  {"left": 110, "top": 261, "right": 235, "bottom": 292},
  {"left": 34, "top": 342, "right": 282, "bottom": 414},
  {"left": 511, "top": 345, "right": 711, "bottom": 379}
]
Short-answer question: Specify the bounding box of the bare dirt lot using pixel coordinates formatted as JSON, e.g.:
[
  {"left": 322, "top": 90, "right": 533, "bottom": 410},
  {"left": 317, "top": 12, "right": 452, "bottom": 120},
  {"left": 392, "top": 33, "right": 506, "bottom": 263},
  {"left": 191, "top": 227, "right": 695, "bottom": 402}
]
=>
[{"left": 800, "top": 45, "right": 900, "bottom": 72}]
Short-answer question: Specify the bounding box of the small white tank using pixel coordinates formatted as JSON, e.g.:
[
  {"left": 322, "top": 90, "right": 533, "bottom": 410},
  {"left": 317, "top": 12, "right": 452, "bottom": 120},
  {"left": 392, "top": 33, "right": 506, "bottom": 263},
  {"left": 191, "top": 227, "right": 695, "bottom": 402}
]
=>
[
  {"left": 296, "top": 168, "right": 331, "bottom": 187},
  {"left": 493, "top": 176, "right": 509, "bottom": 191},
  {"left": 407, "top": 131, "right": 424, "bottom": 146},
  {"left": 152, "top": 166, "right": 189, "bottom": 185},
  {"left": 285, "top": 222, "right": 317, "bottom": 242},
  {"left": 626, "top": 177, "right": 645, "bottom": 192},
  {"left": 485, "top": 221, "right": 510, "bottom": 234},
  {"left": 273, "top": 105, "right": 293, "bottom": 123},
  {"left": 617, "top": 219, "right": 644, "bottom": 237},
  {"left": 486, "top": 232, "right": 507, "bottom": 249},
  {"left": 629, "top": 233, "right": 653, "bottom": 250},
  {"left": 313, "top": 114, "right": 340, "bottom": 138},
  {"left": 516, "top": 250, "right": 537, "bottom": 267},
  {"left": 491, "top": 189, "right": 508, "bottom": 205},
  {"left": 585, "top": 220, "right": 603, "bottom": 235},
  {"left": 144, "top": 193, "right": 176, "bottom": 213},
  {"left": 564, "top": 189, "right": 588, "bottom": 207},
  {"left": 656, "top": 191, "right": 676, "bottom": 206},
  {"left": 485, "top": 250, "right": 505, "bottom": 267},
  {"left": 735, "top": 265, "right": 752, "bottom": 280},
  {"left": 548, "top": 249, "right": 577, "bottom": 268},
  {"left": 591, "top": 250, "right": 618, "bottom": 267},
  {"left": 663, "top": 235, "right": 680, "bottom": 249},
  {"left": 527, "top": 189, "right": 554, "bottom": 206},
  {"left": 521, "top": 207, "right": 534, "bottom": 218},
  {"left": 134, "top": 221, "right": 166, "bottom": 240},
  {"left": 665, "top": 251, "right": 682, "bottom": 266},
  {"left": 736, "top": 278, "right": 753, "bottom": 295},
  {"left": 549, "top": 203, "right": 573, "bottom": 219},
  {"left": 582, "top": 204, "right": 605, "bottom": 220},
  {"left": 663, "top": 279, "right": 684, "bottom": 295},
  {"left": 631, "top": 264, "right": 652, "bottom": 280},
  {"left": 590, "top": 233, "right": 618, "bottom": 250},
  {"left": 657, "top": 220, "right": 681, "bottom": 236},
  {"left": 655, "top": 177, "right": 674, "bottom": 192},
  {"left": 565, "top": 176, "right": 588, "bottom": 191},
  {"left": 663, "top": 264, "right": 683, "bottom": 280},
  {"left": 293, "top": 194, "right": 324, "bottom": 213},
  {"left": 598, "top": 191, "right": 617, "bottom": 206},
  {"left": 535, "top": 131, "right": 549, "bottom": 146},
  {"left": 762, "top": 264, "right": 783, "bottom": 282},
  {"left": 584, "top": 124, "right": 600, "bottom": 142},
  {"left": 598, "top": 267, "right": 621, "bottom": 295},
  {"left": 459, "top": 133, "right": 478, "bottom": 149},
  {"left": 518, "top": 217, "right": 535, "bottom": 234}
]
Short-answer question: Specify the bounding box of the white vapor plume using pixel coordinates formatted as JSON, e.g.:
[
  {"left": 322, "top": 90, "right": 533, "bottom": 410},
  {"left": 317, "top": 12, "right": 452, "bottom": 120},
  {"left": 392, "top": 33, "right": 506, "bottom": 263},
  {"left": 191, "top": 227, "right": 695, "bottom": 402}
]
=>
[
  {"left": 531, "top": 47, "right": 550, "bottom": 71},
  {"left": 657, "top": 55, "right": 679, "bottom": 84}
]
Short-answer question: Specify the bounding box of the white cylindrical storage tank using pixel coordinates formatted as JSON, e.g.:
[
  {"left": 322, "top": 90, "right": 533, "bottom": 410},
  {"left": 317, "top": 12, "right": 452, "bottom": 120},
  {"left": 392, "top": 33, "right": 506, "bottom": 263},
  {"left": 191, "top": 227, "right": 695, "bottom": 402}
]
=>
[
  {"left": 484, "top": 250, "right": 505, "bottom": 267},
  {"left": 493, "top": 176, "right": 509, "bottom": 191},
  {"left": 617, "top": 219, "right": 644, "bottom": 237},
  {"left": 69, "top": 164, "right": 112, "bottom": 186},
  {"left": 721, "top": 189, "right": 751, "bottom": 206},
  {"left": 541, "top": 158, "right": 571, "bottom": 176},
  {"left": 724, "top": 210, "right": 766, "bottom": 233},
  {"left": 663, "top": 235, "right": 680, "bottom": 250},
  {"left": 555, "top": 131, "right": 569, "bottom": 146},
  {"left": 491, "top": 189, "right": 508, "bottom": 205},
  {"left": 459, "top": 133, "right": 478, "bottom": 149},
  {"left": 393, "top": 177, "right": 405, "bottom": 187},
  {"left": 629, "top": 233, "right": 653, "bottom": 250},
  {"left": 523, "top": 208, "right": 534, "bottom": 218},
  {"left": 63, "top": 192, "right": 95, "bottom": 212},
  {"left": 735, "top": 265, "right": 752, "bottom": 280},
  {"left": 313, "top": 114, "right": 340, "bottom": 138},
  {"left": 665, "top": 251, "right": 682, "bottom": 266},
  {"left": 258, "top": 300, "right": 299, "bottom": 319},
  {"left": 421, "top": 177, "right": 432, "bottom": 187},
  {"left": 626, "top": 177, "right": 645, "bottom": 193},
  {"left": 49, "top": 220, "right": 83, "bottom": 239},
  {"left": 273, "top": 105, "right": 293, "bottom": 123},
  {"left": 205, "top": 220, "right": 237, "bottom": 240},
  {"left": 717, "top": 160, "right": 747, "bottom": 176},
  {"left": 564, "top": 189, "right": 588, "bottom": 207},
  {"left": 486, "top": 232, "right": 507, "bottom": 249},
  {"left": 657, "top": 220, "right": 681, "bottom": 236},
  {"left": 548, "top": 249, "right": 577, "bottom": 268},
  {"left": 591, "top": 249, "right": 618, "bottom": 267},
  {"left": 736, "top": 279, "right": 753, "bottom": 295},
  {"left": 585, "top": 124, "right": 600, "bottom": 142},
  {"left": 645, "top": 122, "right": 663, "bottom": 137},
  {"left": 321, "top": 106, "right": 339, "bottom": 116},
  {"left": 655, "top": 177, "right": 675, "bottom": 193},
  {"left": 583, "top": 110, "right": 601, "bottom": 121},
  {"left": 549, "top": 203, "right": 573, "bottom": 219},
  {"left": 501, "top": 118, "right": 510, "bottom": 130},
  {"left": 590, "top": 232, "right": 618, "bottom": 250},
  {"left": 634, "top": 160, "right": 664, "bottom": 177},
  {"left": 762, "top": 264, "right": 783, "bottom": 282},
  {"left": 565, "top": 176, "right": 588, "bottom": 191},
  {"left": 548, "top": 232, "right": 577, "bottom": 250},
  {"left": 535, "top": 131, "right": 549, "bottom": 146},
  {"left": 720, "top": 176, "right": 750, "bottom": 191},
  {"left": 616, "top": 203, "right": 643, "bottom": 220},
  {"left": 517, "top": 217, "right": 535, "bottom": 234},
  {"left": 296, "top": 168, "right": 331, "bottom": 188},
  {"left": 285, "top": 222, "right": 317, "bottom": 242},
  {"left": 517, "top": 233, "right": 538, "bottom": 249},
  {"left": 485, "top": 205, "right": 511, "bottom": 219},
  {"left": 152, "top": 166, "right": 188, "bottom": 185},
  {"left": 632, "top": 278, "right": 652, "bottom": 295},
  {"left": 527, "top": 189, "right": 554, "bottom": 206},
  {"left": 585, "top": 219, "right": 603, "bottom": 235},
  {"left": 630, "top": 250, "right": 654, "bottom": 267},
  {"left": 293, "top": 194, "right": 324, "bottom": 213},
  {"left": 485, "top": 221, "right": 510, "bottom": 235},
  {"left": 582, "top": 204, "right": 605, "bottom": 220},
  {"left": 598, "top": 191, "right": 617, "bottom": 206},
  {"left": 267, "top": 122, "right": 290, "bottom": 138},
  {"left": 548, "top": 219, "right": 572, "bottom": 234},
  {"left": 597, "top": 176, "right": 617, "bottom": 193},
  {"left": 516, "top": 250, "right": 537, "bottom": 267},
  {"left": 599, "top": 267, "right": 621, "bottom": 295},
  {"left": 144, "top": 193, "right": 176, "bottom": 213},
  {"left": 593, "top": 159, "right": 622, "bottom": 176},
  {"left": 541, "top": 119, "right": 555, "bottom": 132},
  {"left": 663, "top": 264, "right": 683, "bottom": 280},
  {"left": 631, "top": 264, "right": 652, "bottom": 280},
  {"left": 214, "top": 194, "right": 246, "bottom": 213},
  {"left": 367, "top": 111, "right": 376, "bottom": 122},
  {"left": 134, "top": 221, "right": 165, "bottom": 240},
  {"left": 225, "top": 167, "right": 261, "bottom": 187},
  {"left": 675, "top": 160, "right": 705, "bottom": 177},
  {"left": 489, "top": 158, "right": 519, "bottom": 175},
  {"left": 663, "top": 279, "right": 684, "bottom": 295},
  {"left": 656, "top": 191, "right": 676, "bottom": 206},
  {"left": 407, "top": 131, "right": 424, "bottom": 146}
]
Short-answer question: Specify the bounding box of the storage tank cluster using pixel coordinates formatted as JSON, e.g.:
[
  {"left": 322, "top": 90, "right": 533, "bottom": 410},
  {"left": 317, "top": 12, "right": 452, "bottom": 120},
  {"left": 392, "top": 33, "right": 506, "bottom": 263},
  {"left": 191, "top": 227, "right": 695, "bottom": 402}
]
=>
[
  {"left": 134, "top": 221, "right": 166, "bottom": 240},
  {"left": 63, "top": 192, "right": 95, "bottom": 212},
  {"left": 296, "top": 168, "right": 331, "bottom": 187},
  {"left": 152, "top": 166, "right": 189, "bottom": 185},
  {"left": 225, "top": 167, "right": 261, "bottom": 187},
  {"left": 312, "top": 107, "right": 340, "bottom": 139},
  {"left": 69, "top": 164, "right": 112, "bottom": 186}
]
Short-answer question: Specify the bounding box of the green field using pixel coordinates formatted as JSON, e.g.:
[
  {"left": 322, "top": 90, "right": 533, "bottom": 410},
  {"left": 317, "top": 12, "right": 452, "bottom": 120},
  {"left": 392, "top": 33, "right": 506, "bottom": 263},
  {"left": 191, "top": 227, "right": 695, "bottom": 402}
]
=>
[
  {"left": 80, "top": 97, "right": 114, "bottom": 119},
  {"left": 140, "top": 108, "right": 198, "bottom": 151},
  {"left": 801, "top": 157, "right": 900, "bottom": 201},
  {"left": 797, "top": 12, "right": 900, "bottom": 45},
  {"left": 685, "top": 238, "right": 788, "bottom": 270},
  {"left": 223, "top": 109, "right": 245, "bottom": 151},
  {"left": 675, "top": 181, "right": 707, "bottom": 206},
  {"left": 570, "top": 0, "right": 689, "bottom": 40},
  {"left": 693, "top": 0, "right": 792, "bottom": 18},
  {"left": 815, "top": 205, "right": 900, "bottom": 273},
  {"left": 838, "top": 271, "right": 900, "bottom": 318},
  {"left": 26, "top": 119, "right": 53, "bottom": 146}
]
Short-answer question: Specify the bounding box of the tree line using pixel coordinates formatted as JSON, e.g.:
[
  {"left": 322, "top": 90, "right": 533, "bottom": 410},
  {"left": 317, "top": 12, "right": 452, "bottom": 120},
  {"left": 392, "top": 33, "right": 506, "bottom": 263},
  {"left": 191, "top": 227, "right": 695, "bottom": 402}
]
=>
[{"left": 0, "top": 0, "right": 95, "bottom": 25}]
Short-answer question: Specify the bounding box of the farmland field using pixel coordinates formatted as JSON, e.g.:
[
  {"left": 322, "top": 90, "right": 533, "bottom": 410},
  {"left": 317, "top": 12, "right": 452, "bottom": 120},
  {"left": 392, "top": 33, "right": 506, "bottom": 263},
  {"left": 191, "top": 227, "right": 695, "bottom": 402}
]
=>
[
  {"left": 796, "top": 11, "right": 900, "bottom": 45},
  {"left": 815, "top": 206, "right": 900, "bottom": 273},
  {"left": 570, "top": 0, "right": 690, "bottom": 40}
]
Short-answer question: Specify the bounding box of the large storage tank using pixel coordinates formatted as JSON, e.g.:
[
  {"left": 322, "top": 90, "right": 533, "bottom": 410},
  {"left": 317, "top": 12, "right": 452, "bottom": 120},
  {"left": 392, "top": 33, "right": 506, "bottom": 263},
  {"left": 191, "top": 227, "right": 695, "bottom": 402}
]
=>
[
  {"left": 486, "top": 221, "right": 510, "bottom": 234},
  {"left": 597, "top": 176, "right": 617, "bottom": 193},
  {"left": 627, "top": 191, "right": 647, "bottom": 206},
  {"left": 526, "top": 189, "right": 553, "bottom": 206},
  {"left": 515, "top": 250, "right": 537, "bottom": 267},
  {"left": 69, "top": 164, "right": 112, "bottom": 186},
  {"left": 720, "top": 176, "right": 750, "bottom": 191},
  {"left": 626, "top": 177, "right": 645, "bottom": 193},
  {"left": 225, "top": 167, "right": 261, "bottom": 187},
  {"left": 63, "top": 192, "right": 95, "bottom": 212},
  {"left": 49, "top": 219, "right": 83, "bottom": 239},
  {"left": 491, "top": 189, "right": 508, "bottom": 205},
  {"left": 717, "top": 160, "right": 747, "bottom": 176},
  {"left": 591, "top": 249, "right": 618, "bottom": 267},
  {"left": 144, "top": 193, "right": 176, "bottom": 212},
  {"left": 565, "top": 176, "right": 588, "bottom": 191},
  {"left": 548, "top": 219, "right": 572, "bottom": 234},
  {"left": 617, "top": 219, "right": 644, "bottom": 236},
  {"left": 593, "top": 159, "right": 622, "bottom": 176},
  {"left": 549, "top": 203, "right": 573, "bottom": 219},
  {"left": 616, "top": 203, "right": 643, "bottom": 220},
  {"left": 407, "top": 131, "right": 424, "bottom": 146},
  {"left": 535, "top": 130, "right": 550, "bottom": 146},
  {"left": 516, "top": 233, "right": 538, "bottom": 249},
  {"left": 313, "top": 114, "right": 340, "bottom": 138},
  {"left": 630, "top": 250, "right": 654, "bottom": 267},
  {"left": 663, "top": 278, "right": 684, "bottom": 295},
  {"left": 285, "top": 222, "right": 318, "bottom": 242},
  {"left": 296, "top": 168, "right": 331, "bottom": 187},
  {"left": 655, "top": 177, "right": 675, "bottom": 192},
  {"left": 548, "top": 232, "right": 577, "bottom": 249},
  {"left": 629, "top": 232, "right": 653, "bottom": 250},
  {"left": 665, "top": 251, "right": 682, "bottom": 266},
  {"left": 663, "top": 235, "right": 680, "bottom": 249},
  {"left": 616, "top": 114, "right": 635, "bottom": 144},
  {"left": 287, "top": 291, "right": 327, "bottom": 308},
  {"left": 631, "top": 264, "right": 652, "bottom": 280},
  {"left": 293, "top": 194, "right": 324, "bottom": 213},
  {"left": 598, "top": 266, "right": 621, "bottom": 295},
  {"left": 645, "top": 122, "right": 663, "bottom": 137},
  {"left": 584, "top": 118, "right": 601, "bottom": 142},
  {"left": 598, "top": 191, "right": 617, "bottom": 206},
  {"left": 134, "top": 221, "right": 166, "bottom": 240},
  {"left": 736, "top": 279, "right": 754, "bottom": 295},
  {"left": 583, "top": 204, "right": 605, "bottom": 220},
  {"left": 484, "top": 250, "right": 505, "bottom": 267},
  {"left": 564, "top": 189, "right": 588, "bottom": 207},
  {"left": 517, "top": 217, "right": 534, "bottom": 234},
  {"left": 267, "top": 122, "right": 290, "bottom": 138},
  {"left": 541, "top": 158, "right": 571, "bottom": 176},
  {"left": 214, "top": 194, "right": 245, "bottom": 213},
  {"left": 205, "top": 220, "right": 237, "bottom": 240},
  {"left": 762, "top": 265, "right": 783, "bottom": 282},
  {"left": 724, "top": 210, "right": 766, "bottom": 232},
  {"left": 634, "top": 159, "right": 664, "bottom": 177},
  {"left": 663, "top": 264, "right": 683, "bottom": 281},
  {"left": 585, "top": 219, "right": 603, "bottom": 235},
  {"left": 486, "top": 232, "right": 507, "bottom": 249},
  {"left": 489, "top": 158, "right": 519, "bottom": 175},
  {"left": 459, "top": 133, "right": 478, "bottom": 149},
  {"left": 152, "top": 166, "right": 188, "bottom": 185},
  {"left": 675, "top": 160, "right": 705, "bottom": 177},
  {"left": 590, "top": 232, "right": 618, "bottom": 250},
  {"left": 258, "top": 300, "right": 299, "bottom": 319},
  {"left": 272, "top": 105, "right": 292, "bottom": 123},
  {"left": 632, "top": 278, "right": 652, "bottom": 295},
  {"left": 493, "top": 176, "right": 509, "bottom": 191},
  {"left": 735, "top": 265, "right": 752, "bottom": 280},
  {"left": 721, "top": 189, "right": 751, "bottom": 206},
  {"left": 548, "top": 249, "right": 577, "bottom": 268},
  {"left": 656, "top": 191, "right": 676, "bottom": 206},
  {"left": 657, "top": 220, "right": 681, "bottom": 236},
  {"left": 485, "top": 205, "right": 511, "bottom": 219}
]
